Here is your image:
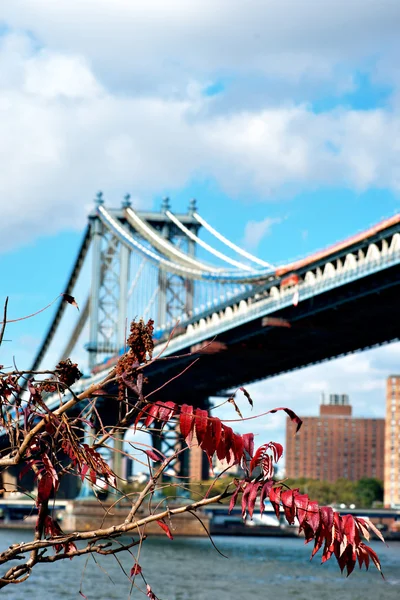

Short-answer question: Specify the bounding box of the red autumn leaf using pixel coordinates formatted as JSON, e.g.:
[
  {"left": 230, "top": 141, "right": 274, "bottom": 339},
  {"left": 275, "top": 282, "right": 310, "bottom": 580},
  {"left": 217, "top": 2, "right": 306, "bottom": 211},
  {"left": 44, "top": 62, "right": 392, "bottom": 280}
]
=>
[
  {"left": 260, "top": 481, "right": 274, "bottom": 515},
  {"left": 156, "top": 519, "right": 173, "bottom": 540},
  {"left": 201, "top": 421, "right": 217, "bottom": 460},
  {"left": 281, "top": 489, "right": 296, "bottom": 524},
  {"left": 360, "top": 518, "right": 385, "bottom": 544},
  {"left": 241, "top": 482, "right": 253, "bottom": 518},
  {"left": 179, "top": 404, "right": 194, "bottom": 439},
  {"left": 247, "top": 481, "right": 262, "bottom": 519},
  {"left": 222, "top": 425, "right": 233, "bottom": 462},
  {"left": 144, "top": 403, "right": 162, "bottom": 428},
  {"left": 80, "top": 464, "right": 89, "bottom": 482},
  {"left": 268, "top": 407, "right": 302, "bottom": 432},
  {"left": 62, "top": 293, "right": 79, "bottom": 310},
  {"left": 232, "top": 433, "right": 244, "bottom": 464},
  {"left": 144, "top": 449, "right": 162, "bottom": 462},
  {"left": 37, "top": 472, "right": 54, "bottom": 505},
  {"left": 210, "top": 417, "right": 222, "bottom": 449},
  {"left": 294, "top": 493, "right": 309, "bottom": 526},
  {"left": 228, "top": 482, "right": 243, "bottom": 514},
  {"left": 249, "top": 442, "right": 282, "bottom": 476},
  {"left": 319, "top": 506, "right": 334, "bottom": 532},
  {"left": 42, "top": 453, "right": 59, "bottom": 493},
  {"left": 157, "top": 401, "right": 176, "bottom": 423},
  {"left": 242, "top": 433, "right": 254, "bottom": 458},
  {"left": 304, "top": 500, "right": 320, "bottom": 533},
  {"left": 269, "top": 485, "right": 282, "bottom": 518},
  {"left": 130, "top": 563, "right": 142, "bottom": 578},
  {"left": 194, "top": 408, "right": 208, "bottom": 444}
]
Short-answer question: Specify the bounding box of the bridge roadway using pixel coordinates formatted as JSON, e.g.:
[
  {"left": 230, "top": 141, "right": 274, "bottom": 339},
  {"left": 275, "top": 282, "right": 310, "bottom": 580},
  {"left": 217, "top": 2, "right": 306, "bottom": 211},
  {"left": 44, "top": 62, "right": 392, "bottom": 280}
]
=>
[{"left": 81, "top": 220, "right": 400, "bottom": 405}]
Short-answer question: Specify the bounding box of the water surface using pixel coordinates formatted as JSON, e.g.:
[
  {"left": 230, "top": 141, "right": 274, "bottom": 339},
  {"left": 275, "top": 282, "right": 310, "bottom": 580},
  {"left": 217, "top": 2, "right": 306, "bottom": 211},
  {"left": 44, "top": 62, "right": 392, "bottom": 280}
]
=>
[{"left": 0, "top": 530, "right": 398, "bottom": 599}]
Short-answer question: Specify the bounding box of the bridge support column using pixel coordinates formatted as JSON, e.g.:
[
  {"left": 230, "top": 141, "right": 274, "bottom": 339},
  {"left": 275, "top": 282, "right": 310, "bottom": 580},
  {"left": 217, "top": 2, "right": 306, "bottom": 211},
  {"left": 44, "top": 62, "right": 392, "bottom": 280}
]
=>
[
  {"left": 88, "top": 195, "right": 104, "bottom": 370},
  {"left": 77, "top": 422, "right": 96, "bottom": 500},
  {"left": 117, "top": 243, "right": 131, "bottom": 352},
  {"left": 113, "top": 430, "right": 125, "bottom": 490}
]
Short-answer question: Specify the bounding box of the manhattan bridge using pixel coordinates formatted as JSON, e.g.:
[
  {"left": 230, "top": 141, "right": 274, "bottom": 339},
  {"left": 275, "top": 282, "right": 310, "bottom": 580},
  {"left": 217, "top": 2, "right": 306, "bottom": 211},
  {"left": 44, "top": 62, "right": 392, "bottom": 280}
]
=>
[{"left": 13, "top": 194, "right": 400, "bottom": 495}]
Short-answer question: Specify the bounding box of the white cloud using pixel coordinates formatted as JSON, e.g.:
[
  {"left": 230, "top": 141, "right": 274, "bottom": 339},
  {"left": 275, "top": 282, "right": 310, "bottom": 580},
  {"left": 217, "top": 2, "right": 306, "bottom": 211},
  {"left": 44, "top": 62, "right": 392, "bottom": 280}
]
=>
[
  {"left": 2, "top": 0, "right": 400, "bottom": 94},
  {"left": 0, "top": 30, "right": 400, "bottom": 250},
  {"left": 243, "top": 217, "right": 281, "bottom": 251}
]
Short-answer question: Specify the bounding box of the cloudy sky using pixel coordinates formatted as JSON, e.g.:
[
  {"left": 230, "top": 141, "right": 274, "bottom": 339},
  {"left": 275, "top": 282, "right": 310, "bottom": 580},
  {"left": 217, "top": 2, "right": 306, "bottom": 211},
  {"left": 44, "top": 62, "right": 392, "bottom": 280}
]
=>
[{"left": 1, "top": 1, "right": 400, "bottom": 455}]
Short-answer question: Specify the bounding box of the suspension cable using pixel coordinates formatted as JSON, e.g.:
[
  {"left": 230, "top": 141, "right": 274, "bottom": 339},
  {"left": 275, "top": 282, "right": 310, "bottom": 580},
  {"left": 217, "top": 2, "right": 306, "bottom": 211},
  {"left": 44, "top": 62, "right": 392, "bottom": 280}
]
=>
[
  {"left": 193, "top": 212, "right": 274, "bottom": 268},
  {"left": 166, "top": 211, "right": 255, "bottom": 271}
]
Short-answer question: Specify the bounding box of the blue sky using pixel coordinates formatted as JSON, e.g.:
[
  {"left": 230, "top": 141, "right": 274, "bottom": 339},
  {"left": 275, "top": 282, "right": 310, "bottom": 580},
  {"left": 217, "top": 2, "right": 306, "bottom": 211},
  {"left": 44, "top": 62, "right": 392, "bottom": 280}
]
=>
[{"left": 1, "top": 1, "right": 400, "bottom": 456}]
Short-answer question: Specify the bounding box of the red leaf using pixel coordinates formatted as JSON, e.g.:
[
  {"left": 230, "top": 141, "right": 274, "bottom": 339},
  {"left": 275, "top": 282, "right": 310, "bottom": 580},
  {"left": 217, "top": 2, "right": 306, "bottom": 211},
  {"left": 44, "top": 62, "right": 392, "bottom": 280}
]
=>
[
  {"left": 281, "top": 489, "right": 296, "bottom": 524},
  {"left": 222, "top": 425, "right": 234, "bottom": 462},
  {"left": 268, "top": 407, "right": 302, "bottom": 432},
  {"left": 157, "top": 401, "right": 176, "bottom": 423},
  {"left": 179, "top": 404, "right": 194, "bottom": 439},
  {"left": 232, "top": 433, "right": 244, "bottom": 464},
  {"left": 270, "top": 442, "right": 283, "bottom": 463},
  {"left": 294, "top": 493, "right": 309, "bottom": 526},
  {"left": 361, "top": 519, "right": 385, "bottom": 544},
  {"left": 156, "top": 519, "right": 173, "bottom": 540},
  {"left": 144, "top": 449, "right": 162, "bottom": 462},
  {"left": 201, "top": 421, "right": 217, "bottom": 460},
  {"left": 194, "top": 408, "right": 208, "bottom": 444},
  {"left": 80, "top": 464, "right": 89, "bottom": 482},
  {"left": 247, "top": 481, "right": 261, "bottom": 519},
  {"left": 228, "top": 483, "right": 243, "bottom": 514},
  {"left": 241, "top": 483, "right": 253, "bottom": 518},
  {"left": 269, "top": 485, "right": 282, "bottom": 518},
  {"left": 319, "top": 506, "right": 334, "bottom": 532},
  {"left": 249, "top": 442, "right": 282, "bottom": 476},
  {"left": 260, "top": 481, "right": 274, "bottom": 515},
  {"left": 144, "top": 403, "right": 162, "bottom": 428},
  {"left": 37, "top": 472, "right": 53, "bottom": 505},
  {"left": 305, "top": 501, "right": 320, "bottom": 533},
  {"left": 343, "top": 514, "right": 357, "bottom": 546},
  {"left": 210, "top": 417, "right": 222, "bottom": 449},
  {"left": 364, "top": 544, "right": 384, "bottom": 576},
  {"left": 242, "top": 433, "right": 254, "bottom": 458},
  {"left": 130, "top": 563, "right": 142, "bottom": 578}
]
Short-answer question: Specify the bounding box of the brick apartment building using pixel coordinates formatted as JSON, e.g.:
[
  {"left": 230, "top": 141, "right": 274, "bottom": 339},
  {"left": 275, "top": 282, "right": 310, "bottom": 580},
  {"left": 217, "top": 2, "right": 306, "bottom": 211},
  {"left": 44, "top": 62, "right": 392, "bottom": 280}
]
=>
[
  {"left": 384, "top": 376, "right": 400, "bottom": 507},
  {"left": 285, "top": 394, "right": 384, "bottom": 483}
]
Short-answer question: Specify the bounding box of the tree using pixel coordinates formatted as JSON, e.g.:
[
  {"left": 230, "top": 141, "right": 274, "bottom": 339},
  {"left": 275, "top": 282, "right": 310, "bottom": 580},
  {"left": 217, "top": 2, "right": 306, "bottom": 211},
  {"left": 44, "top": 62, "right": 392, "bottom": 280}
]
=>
[
  {"left": 0, "top": 297, "right": 385, "bottom": 595},
  {"left": 355, "top": 478, "right": 384, "bottom": 508}
]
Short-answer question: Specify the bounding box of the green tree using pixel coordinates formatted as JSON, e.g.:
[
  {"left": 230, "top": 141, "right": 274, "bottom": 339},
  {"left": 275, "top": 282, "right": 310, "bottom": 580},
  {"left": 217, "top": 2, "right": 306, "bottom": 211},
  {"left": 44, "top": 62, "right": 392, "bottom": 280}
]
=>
[{"left": 355, "top": 478, "right": 383, "bottom": 508}]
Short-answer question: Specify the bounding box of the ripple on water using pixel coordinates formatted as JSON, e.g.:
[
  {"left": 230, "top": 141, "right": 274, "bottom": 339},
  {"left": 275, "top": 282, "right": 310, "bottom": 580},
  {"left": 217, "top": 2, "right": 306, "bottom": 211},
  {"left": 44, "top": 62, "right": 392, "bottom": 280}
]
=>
[{"left": 0, "top": 531, "right": 399, "bottom": 600}]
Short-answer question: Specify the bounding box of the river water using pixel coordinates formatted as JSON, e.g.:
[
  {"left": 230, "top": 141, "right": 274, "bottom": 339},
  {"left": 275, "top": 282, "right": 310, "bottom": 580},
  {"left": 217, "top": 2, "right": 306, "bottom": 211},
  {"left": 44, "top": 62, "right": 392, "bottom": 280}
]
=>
[{"left": 0, "top": 530, "right": 398, "bottom": 599}]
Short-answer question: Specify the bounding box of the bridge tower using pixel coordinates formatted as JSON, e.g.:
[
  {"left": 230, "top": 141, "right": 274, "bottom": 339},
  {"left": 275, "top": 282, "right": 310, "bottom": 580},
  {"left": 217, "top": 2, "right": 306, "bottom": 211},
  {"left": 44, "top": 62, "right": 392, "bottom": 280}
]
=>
[
  {"left": 85, "top": 194, "right": 207, "bottom": 488},
  {"left": 86, "top": 194, "right": 201, "bottom": 370}
]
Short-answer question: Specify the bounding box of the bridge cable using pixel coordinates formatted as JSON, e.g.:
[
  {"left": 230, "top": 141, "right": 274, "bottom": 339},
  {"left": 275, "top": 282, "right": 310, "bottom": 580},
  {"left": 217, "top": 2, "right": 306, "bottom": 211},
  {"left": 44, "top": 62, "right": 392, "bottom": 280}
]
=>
[
  {"left": 166, "top": 211, "right": 255, "bottom": 272},
  {"left": 99, "top": 207, "right": 273, "bottom": 283},
  {"left": 193, "top": 212, "right": 274, "bottom": 268},
  {"left": 125, "top": 207, "right": 222, "bottom": 272}
]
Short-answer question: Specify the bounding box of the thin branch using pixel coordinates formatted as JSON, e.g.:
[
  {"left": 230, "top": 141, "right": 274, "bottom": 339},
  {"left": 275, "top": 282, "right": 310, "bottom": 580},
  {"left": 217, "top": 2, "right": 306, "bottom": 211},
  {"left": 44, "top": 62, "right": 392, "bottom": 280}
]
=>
[{"left": 0, "top": 297, "right": 9, "bottom": 347}]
